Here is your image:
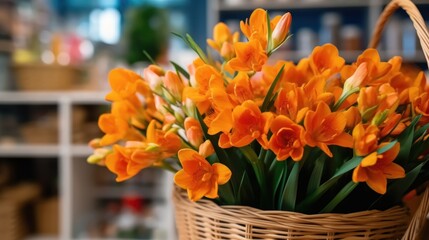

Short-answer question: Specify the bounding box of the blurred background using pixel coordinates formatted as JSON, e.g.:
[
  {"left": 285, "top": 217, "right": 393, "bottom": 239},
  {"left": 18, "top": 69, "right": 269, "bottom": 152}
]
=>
[{"left": 0, "top": 0, "right": 428, "bottom": 239}]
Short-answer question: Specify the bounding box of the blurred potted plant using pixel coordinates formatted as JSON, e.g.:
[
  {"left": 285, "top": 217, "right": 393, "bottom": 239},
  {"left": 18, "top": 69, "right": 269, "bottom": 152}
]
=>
[{"left": 123, "top": 5, "right": 170, "bottom": 66}]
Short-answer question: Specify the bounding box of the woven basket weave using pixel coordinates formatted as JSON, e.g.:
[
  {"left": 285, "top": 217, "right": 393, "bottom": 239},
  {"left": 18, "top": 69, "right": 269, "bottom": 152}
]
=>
[{"left": 174, "top": 0, "right": 429, "bottom": 239}]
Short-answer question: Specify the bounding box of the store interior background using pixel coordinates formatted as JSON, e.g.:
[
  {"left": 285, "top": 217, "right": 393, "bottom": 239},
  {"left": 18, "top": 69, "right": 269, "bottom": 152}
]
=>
[{"left": 1, "top": 0, "right": 429, "bottom": 239}]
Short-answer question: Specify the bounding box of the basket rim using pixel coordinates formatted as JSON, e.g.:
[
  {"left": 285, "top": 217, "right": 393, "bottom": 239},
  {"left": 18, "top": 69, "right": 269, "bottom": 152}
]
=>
[{"left": 173, "top": 186, "right": 409, "bottom": 218}]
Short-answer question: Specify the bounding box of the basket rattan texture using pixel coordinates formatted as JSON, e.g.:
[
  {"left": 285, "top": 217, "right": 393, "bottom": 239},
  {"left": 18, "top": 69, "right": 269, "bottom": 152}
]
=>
[
  {"left": 173, "top": 188, "right": 410, "bottom": 240},
  {"left": 173, "top": 0, "right": 429, "bottom": 239}
]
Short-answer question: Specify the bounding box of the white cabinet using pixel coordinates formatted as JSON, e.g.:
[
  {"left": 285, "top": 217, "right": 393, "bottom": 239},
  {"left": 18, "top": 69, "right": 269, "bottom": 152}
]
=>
[{"left": 0, "top": 91, "right": 175, "bottom": 240}]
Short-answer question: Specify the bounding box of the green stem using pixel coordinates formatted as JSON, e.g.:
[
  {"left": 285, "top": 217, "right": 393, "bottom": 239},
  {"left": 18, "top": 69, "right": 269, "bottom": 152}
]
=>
[{"left": 240, "top": 146, "right": 267, "bottom": 208}]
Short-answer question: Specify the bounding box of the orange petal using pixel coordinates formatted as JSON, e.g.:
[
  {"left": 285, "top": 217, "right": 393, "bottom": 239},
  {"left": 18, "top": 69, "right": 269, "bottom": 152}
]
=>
[
  {"left": 187, "top": 185, "right": 208, "bottom": 202},
  {"left": 204, "top": 180, "right": 219, "bottom": 199},
  {"left": 213, "top": 163, "right": 232, "bottom": 185},
  {"left": 317, "top": 142, "right": 333, "bottom": 158},
  {"left": 366, "top": 170, "right": 387, "bottom": 194},
  {"left": 379, "top": 142, "right": 400, "bottom": 163},
  {"left": 383, "top": 163, "right": 405, "bottom": 179},
  {"left": 352, "top": 165, "right": 368, "bottom": 182},
  {"left": 327, "top": 132, "right": 353, "bottom": 148},
  {"left": 361, "top": 152, "right": 378, "bottom": 167},
  {"left": 174, "top": 170, "right": 194, "bottom": 189},
  {"left": 208, "top": 109, "right": 233, "bottom": 135}
]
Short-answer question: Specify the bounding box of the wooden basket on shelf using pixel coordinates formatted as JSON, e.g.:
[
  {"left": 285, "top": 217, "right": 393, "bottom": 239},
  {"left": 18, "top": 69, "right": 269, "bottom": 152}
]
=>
[
  {"left": 12, "top": 63, "right": 82, "bottom": 91},
  {"left": 173, "top": 1, "right": 429, "bottom": 239}
]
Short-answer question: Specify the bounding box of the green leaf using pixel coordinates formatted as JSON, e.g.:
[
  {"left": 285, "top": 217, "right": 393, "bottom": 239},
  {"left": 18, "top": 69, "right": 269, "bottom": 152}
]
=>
[
  {"left": 270, "top": 160, "right": 285, "bottom": 201},
  {"left": 143, "top": 50, "right": 156, "bottom": 65},
  {"left": 332, "top": 155, "right": 363, "bottom": 178},
  {"left": 307, "top": 155, "right": 325, "bottom": 195},
  {"left": 261, "top": 64, "right": 285, "bottom": 112},
  {"left": 280, "top": 162, "right": 299, "bottom": 211},
  {"left": 218, "top": 183, "right": 235, "bottom": 205},
  {"left": 185, "top": 33, "right": 209, "bottom": 63},
  {"left": 268, "top": 34, "right": 292, "bottom": 55},
  {"left": 240, "top": 146, "right": 265, "bottom": 191},
  {"left": 170, "top": 61, "right": 190, "bottom": 80},
  {"left": 320, "top": 181, "right": 358, "bottom": 213},
  {"left": 414, "top": 121, "right": 429, "bottom": 141},
  {"left": 332, "top": 87, "right": 359, "bottom": 111},
  {"left": 266, "top": 10, "right": 273, "bottom": 53},
  {"left": 196, "top": 111, "right": 236, "bottom": 204},
  {"left": 396, "top": 115, "right": 421, "bottom": 163},
  {"left": 172, "top": 32, "right": 209, "bottom": 64},
  {"left": 297, "top": 155, "right": 362, "bottom": 211},
  {"left": 377, "top": 140, "right": 397, "bottom": 154}
]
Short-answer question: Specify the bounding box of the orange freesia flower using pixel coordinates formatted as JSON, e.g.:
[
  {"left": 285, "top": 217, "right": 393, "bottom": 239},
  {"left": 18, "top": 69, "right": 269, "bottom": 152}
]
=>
[
  {"left": 240, "top": 8, "right": 268, "bottom": 49},
  {"left": 304, "top": 102, "right": 353, "bottom": 157},
  {"left": 352, "top": 142, "right": 405, "bottom": 194},
  {"left": 183, "top": 64, "right": 225, "bottom": 114},
  {"left": 228, "top": 34, "right": 268, "bottom": 72},
  {"left": 105, "top": 144, "right": 156, "bottom": 182},
  {"left": 227, "top": 71, "right": 254, "bottom": 104},
  {"left": 164, "top": 71, "right": 185, "bottom": 102},
  {"left": 352, "top": 123, "right": 379, "bottom": 156},
  {"left": 220, "top": 100, "right": 273, "bottom": 148},
  {"left": 413, "top": 92, "right": 429, "bottom": 125},
  {"left": 341, "top": 49, "right": 392, "bottom": 87},
  {"left": 357, "top": 84, "right": 399, "bottom": 123},
  {"left": 269, "top": 115, "right": 306, "bottom": 161},
  {"left": 303, "top": 75, "right": 336, "bottom": 109},
  {"left": 184, "top": 117, "right": 204, "bottom": 148},
  {"left": 143, "top": 120, "right": 182, "bottom": 160},
  {"left": 274, "top": 85, "right": 309, "bottom": 123},
  {"left": 379, "top": 113, "right": 406, "bottom": 137},
  {"left": 309, "top": 44, "right": 345, "bottom": 76},
  {"left": 174, "top": 149, "right": 231, "bottom": 201},
  {"left": 98, "top": 113, "right": 143, "bottom": 146},
  {"left": 106, "top": 68, "right": 147, "bottom": 102},
  {"left": 207, "top": 22, "right": 239, "bottom": 53}
]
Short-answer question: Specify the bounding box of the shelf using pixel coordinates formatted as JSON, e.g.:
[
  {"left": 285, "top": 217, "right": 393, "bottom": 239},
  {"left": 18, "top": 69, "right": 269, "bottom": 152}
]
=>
[
  {"left": 0, "top": 144, "right": 99, "bottom": 158},
  {"left": 72, "top": 144, "right": 94, "bottom": 157},
  {"left": 219, "top": 0, "right": 371, "bottom": 11},
  {"left": 0, "top": 144, "right": 59, "bottom": 157},
  {"left": 0, "top": 91, "right": 109, "bottom": 104}
]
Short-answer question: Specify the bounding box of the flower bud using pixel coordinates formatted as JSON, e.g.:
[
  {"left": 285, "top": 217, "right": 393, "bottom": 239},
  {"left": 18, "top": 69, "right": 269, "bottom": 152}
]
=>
[
  {"left": 271, "top": 12, "right": 292, "bottom": 50},
  {"left": 89, "top": 138, "right": 102, "bottom": 149},
  {"left": 198, "top": 140, "right": 214, "bottom": 158},
  {"left": 343, "top": 63, "right": 367, "bottom": 94},
  {"left": 185, "top": 117, "right": 204, "bottom": 147},
  {"left": 87, "top": 148, "right": 111, "bottom": 165},
  {"left": 143, "top": 67, "right": 163, "bottom": 94},
  {"left": 145, "top": 143, "right": 160, "bottom": 152},
  {"left": 220, "top": 42, "right": 235, "bottom": 60},
  {"left": 164, "top": 71, "right": 184, "bottom": 102}
]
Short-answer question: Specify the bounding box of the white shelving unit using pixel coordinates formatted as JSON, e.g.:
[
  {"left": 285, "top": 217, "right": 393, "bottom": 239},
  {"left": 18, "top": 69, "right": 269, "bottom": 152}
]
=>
[
  {"left": 208, "top": 0, "right": 429, "bottom": 63},
  {"left": 0, "top": 91, "right": 175, "bottom": 239}
]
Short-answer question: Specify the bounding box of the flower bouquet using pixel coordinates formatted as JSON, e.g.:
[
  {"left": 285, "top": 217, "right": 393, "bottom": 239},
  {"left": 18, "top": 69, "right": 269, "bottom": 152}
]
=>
[{"left": 88, "top": 0, "right": 429, "bottom": 239}]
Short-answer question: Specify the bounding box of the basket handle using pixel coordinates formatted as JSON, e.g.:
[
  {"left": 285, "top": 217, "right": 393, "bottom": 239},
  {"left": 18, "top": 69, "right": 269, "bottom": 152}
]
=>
[
  {"left": 369, "top": 1, "right": 429, "bottom": 239},
  {"left": 369, "top": 0, "right": 429, "bottom": 70}
]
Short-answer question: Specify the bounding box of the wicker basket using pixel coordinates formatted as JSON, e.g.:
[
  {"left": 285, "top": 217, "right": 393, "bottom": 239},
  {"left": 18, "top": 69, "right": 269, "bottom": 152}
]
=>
[
  {"left": 173, "top": 1, "right": 429, "bottom": 239},
  {"left": 12, "top": 63, "right": 82, "bottom": 91}
]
